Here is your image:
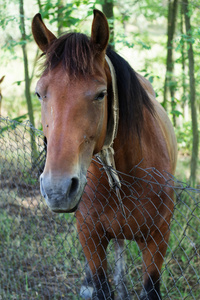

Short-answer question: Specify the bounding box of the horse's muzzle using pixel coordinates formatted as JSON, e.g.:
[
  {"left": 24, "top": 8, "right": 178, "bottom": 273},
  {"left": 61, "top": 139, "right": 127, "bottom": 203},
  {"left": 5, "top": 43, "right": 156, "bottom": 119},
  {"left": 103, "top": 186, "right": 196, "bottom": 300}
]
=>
[{"left": 40, "top": 172, "right": 87, "bottom": 212}]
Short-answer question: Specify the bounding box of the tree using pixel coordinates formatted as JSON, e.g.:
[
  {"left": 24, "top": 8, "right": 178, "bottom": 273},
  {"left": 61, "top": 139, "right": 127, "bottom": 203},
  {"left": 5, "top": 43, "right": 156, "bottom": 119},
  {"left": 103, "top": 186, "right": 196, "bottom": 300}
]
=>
[
  {"left": 19, "top": 0, "right": 37, "bottom": 160},
  {"left": 57, "top": 0, "right": 64, "bottom": 35},
  {"left": 182, "top": 0, "right": 199, "bottom": 186},
  {"left": 19, "top": 0, "right": 35, "bottom": 128},
  {"left": 102, "top": 0, "right": 115, "bottom": 48},
  {"left": 163, "top": 0, "right": 178, "bottom": 126}
]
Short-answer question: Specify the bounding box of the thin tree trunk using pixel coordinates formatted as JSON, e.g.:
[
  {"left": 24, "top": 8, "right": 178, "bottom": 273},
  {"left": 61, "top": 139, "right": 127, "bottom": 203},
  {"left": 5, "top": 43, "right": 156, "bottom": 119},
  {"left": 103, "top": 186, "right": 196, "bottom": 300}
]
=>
[
  {"left": 19, "top": 0, "right": 35, "bottom": 128},
  {"left": 57, "top": 0, "right": 64, "bottom": 36},
  {"left": 19, "top": 0, "right": 37, "bottom": 160},
  {"left": 37, "top": 0, "right": 42, "bottom": 11},
  {"left": 163, "top": 0, "right": 178, "bottom": 125},
  {"left": 180, "top": 3, "right": 186, "bottom": 108},
  {"left": 183, "top": 0, "right": 199, "bottom": 186},
  {"left": 102, "top": 0, "right": 114, "bottom": 49}
]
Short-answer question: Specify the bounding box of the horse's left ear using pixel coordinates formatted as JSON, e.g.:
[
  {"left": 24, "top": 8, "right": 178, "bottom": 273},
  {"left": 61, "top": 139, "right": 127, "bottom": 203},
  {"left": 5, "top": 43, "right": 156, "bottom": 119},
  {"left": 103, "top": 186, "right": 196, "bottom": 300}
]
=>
[
  {"left": 32, "top": 13, "right": 57, "bottom": 52},
  {"left": 91, "top": 9, "right": 109, "bottom": 52}
]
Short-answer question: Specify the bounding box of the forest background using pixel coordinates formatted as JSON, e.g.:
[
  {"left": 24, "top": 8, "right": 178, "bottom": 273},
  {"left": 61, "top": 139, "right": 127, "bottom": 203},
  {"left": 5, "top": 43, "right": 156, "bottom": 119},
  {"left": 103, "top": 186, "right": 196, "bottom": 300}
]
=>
[{"left": 0, "top": 0, "right": 199, "bottom": 186}]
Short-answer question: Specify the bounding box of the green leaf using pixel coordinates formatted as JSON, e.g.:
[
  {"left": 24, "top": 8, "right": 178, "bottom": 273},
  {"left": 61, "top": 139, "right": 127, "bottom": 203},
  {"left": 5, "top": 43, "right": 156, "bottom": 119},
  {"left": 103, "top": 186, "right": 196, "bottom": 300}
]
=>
[{"left": 170, "top": 110, "right": 183, "bottom": 117}]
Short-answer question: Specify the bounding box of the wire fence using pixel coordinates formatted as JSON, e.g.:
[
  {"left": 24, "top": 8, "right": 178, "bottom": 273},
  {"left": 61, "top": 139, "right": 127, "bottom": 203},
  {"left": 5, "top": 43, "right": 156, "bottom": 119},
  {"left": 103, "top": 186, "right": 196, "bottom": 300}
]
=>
[{"left": 0, "top": 116, "right": 200, "bottom": 300}]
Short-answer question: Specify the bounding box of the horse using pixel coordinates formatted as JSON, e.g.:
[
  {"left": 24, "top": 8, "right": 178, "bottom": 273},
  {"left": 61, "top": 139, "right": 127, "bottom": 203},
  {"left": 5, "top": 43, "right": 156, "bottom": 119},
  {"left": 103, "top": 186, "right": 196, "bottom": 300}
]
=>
[
  {"left": 32, "top": 10, "right": 177, "bottom": 299},
  {"left": 0, "top": 75, "right": 5, "bottom": 115}
]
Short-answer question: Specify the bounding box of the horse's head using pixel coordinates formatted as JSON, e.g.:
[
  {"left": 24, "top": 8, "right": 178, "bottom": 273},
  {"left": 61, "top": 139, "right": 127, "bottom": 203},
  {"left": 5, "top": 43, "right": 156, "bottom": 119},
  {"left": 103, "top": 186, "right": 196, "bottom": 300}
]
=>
[{"left": 32, "top": 10, "right": 110, "bottom": 212}]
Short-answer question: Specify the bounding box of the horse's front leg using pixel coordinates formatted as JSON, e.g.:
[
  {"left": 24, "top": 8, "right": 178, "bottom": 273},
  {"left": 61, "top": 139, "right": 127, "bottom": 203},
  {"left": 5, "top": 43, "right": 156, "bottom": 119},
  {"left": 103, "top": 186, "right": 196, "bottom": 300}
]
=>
[
  {"left": 77, "top": 222, "right": 114, "bottom": 300},
  {"left": 138, "top": 216, "right": 171, "bottom": 300}
]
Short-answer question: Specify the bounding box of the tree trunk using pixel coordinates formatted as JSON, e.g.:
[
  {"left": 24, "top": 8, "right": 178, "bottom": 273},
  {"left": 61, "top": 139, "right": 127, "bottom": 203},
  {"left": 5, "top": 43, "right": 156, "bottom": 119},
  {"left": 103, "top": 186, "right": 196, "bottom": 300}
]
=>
[
  {"left": 19, "top": 0, "right": 37, "bottom": 160},
  {"left": 163, "top": 0, "right": 178, "bottom": 126},
  {"left": 183, "top": 0, "right": 199, "bottom": 186},
  {"left": 57, "top": 0, "right": 64, "bottom": 36},
  {"left": 19, "top": 0, "right": 35, "bottom": 128},
  {"left": 102, "top": 0, "right": 114, "bottom": 49},
  {"left": 180, "top": 3, "right": 187, "bottom": 109},
  {"left": 37, "top": 0, "right": 42, "bottom": 11}
]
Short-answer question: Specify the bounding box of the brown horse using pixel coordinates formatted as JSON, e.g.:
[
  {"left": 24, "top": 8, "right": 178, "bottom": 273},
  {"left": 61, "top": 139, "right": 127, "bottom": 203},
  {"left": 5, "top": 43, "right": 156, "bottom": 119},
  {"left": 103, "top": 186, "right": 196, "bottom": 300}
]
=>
[{"left": 32, "top": 10, "right": 177, "bottom": 299}]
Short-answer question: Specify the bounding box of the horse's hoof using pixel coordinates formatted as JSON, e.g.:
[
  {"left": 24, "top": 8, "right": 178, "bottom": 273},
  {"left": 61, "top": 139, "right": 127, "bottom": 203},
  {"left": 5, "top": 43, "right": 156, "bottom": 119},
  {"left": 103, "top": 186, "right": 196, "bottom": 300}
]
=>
[{"left": 80, "top": 284, "right": 94, "bottom": 299}]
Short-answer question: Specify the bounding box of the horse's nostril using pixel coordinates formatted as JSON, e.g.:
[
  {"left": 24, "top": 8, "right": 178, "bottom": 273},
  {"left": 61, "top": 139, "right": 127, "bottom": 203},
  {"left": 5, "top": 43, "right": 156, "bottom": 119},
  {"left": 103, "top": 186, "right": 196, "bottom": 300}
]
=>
[{"left": 69, "top": 177, "right": 79, "bottom": 197}]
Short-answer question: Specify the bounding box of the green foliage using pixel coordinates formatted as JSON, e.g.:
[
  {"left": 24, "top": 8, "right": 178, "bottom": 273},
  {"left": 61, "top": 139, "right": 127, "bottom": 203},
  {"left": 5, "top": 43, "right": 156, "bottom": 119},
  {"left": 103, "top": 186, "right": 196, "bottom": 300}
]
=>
[
  {"left": 170, "top": 109, "right": 182, "bottom": 117},
  {"left": 41, "top": 0, "right": 80, "bottom": 28},
  {"left": 175, "top": 122, "right": 193, "bottom": 154}
]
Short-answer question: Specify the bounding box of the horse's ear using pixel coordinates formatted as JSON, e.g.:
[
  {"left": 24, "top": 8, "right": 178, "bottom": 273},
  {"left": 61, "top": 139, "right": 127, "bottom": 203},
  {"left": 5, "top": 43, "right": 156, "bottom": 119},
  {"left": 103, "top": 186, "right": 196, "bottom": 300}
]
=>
[
  {"left": 91, "top": 9, "right": 109, "bottom": 52},
  {"left": 0, "top": 76, "right": 5, "bottom": 84},
  {"left": 32, "top": 13, "right": 57, "bottom": 52}
]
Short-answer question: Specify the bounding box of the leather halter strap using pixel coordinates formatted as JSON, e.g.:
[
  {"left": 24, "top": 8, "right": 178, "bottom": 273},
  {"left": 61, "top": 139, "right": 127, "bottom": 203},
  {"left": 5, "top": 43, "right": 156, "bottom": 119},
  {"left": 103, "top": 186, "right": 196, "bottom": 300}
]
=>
[
  {"left": 95, "top": 55, "right": 125, "bottom": 217},
  {"left": 102, "top": 55, "right": 119, "bottom": 149}
]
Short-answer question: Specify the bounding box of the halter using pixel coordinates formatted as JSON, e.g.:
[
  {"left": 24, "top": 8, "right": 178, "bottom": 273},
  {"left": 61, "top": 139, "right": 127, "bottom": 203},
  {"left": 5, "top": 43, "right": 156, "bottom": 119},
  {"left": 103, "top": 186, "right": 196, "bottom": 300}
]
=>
[{"left": 95, "top": 55, "right": 125, "bottom": 217}]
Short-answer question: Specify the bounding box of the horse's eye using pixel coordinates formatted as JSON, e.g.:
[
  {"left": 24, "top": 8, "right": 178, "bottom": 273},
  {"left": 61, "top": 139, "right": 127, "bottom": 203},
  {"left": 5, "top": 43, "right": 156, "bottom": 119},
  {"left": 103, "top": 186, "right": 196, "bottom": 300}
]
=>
[
  {"left": 35, "top": 92, "right": 42, "bottom": 101},
  {"left": 35, "top": 92, "right": 41, "bottom": 99},
  {"left": 95, "top": 91, "right": 107, "bottom": 101}
]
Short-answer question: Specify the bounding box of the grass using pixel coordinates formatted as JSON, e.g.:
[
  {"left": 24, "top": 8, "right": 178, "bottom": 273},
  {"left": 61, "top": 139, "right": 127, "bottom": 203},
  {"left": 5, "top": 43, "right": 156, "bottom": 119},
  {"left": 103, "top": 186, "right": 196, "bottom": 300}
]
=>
[
  {"left": 161, "top": 190, "right": 200, "bottom": 299},
  {"left": 0, "top": 189, "right": 85, "bottom": 299}
]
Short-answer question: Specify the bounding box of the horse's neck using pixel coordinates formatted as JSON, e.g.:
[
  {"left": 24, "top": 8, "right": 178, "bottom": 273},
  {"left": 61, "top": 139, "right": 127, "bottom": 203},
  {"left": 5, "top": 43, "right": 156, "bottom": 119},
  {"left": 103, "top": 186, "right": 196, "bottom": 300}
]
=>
[{"left": 113, "top": 131, "right": 143, "bottom": 174}]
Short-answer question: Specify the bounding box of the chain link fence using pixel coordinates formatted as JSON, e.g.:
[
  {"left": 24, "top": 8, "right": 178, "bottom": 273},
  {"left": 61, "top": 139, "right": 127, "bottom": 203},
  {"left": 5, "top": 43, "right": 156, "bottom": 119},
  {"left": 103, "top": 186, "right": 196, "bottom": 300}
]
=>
[{"left": 0, "top": 117, "right": 200, "bottom": 299}]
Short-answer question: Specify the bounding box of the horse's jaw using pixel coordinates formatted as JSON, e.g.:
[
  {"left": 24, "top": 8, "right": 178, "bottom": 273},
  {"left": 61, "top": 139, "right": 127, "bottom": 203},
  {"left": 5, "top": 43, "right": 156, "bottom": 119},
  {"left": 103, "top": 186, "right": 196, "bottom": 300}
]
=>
[{"left": 39, "top": 171, "right": 87, "bottom": 213}]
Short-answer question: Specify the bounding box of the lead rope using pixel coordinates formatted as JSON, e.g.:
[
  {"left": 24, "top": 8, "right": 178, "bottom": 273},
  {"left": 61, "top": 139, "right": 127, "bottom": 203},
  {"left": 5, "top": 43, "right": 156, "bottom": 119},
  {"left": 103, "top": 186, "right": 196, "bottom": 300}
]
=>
[
  {"left": 95, "top": 55, "right": 126, "bottom": 218},
  {"left": 96, "top": 150, "right": 126, "bottom": 218}
]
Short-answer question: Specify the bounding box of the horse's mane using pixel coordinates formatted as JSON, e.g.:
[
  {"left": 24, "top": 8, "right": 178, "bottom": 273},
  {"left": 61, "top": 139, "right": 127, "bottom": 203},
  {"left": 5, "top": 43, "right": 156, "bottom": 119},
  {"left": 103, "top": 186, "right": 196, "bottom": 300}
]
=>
[
  {"left": 106, "top": 47, "right": 154, "bottom": 137},
  {"left": 44, "top": 32, "right": 154, "bottom": 138}
]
